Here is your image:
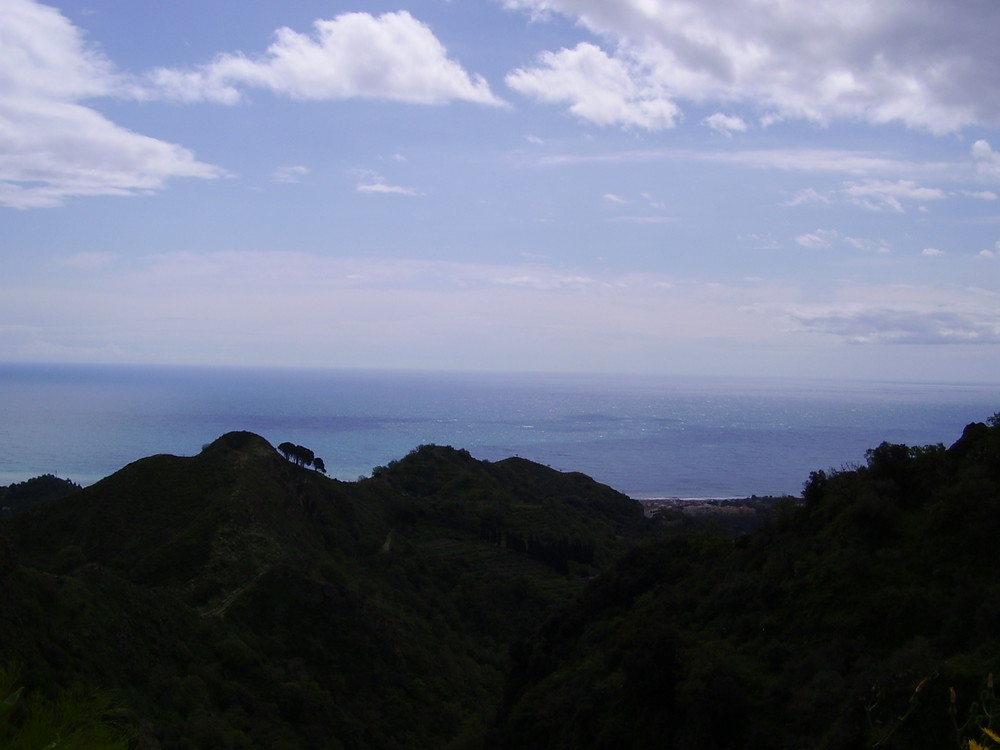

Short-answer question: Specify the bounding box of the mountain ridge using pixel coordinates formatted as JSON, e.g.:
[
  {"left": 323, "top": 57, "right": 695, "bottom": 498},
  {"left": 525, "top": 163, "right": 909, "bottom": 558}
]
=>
[
  {"left": 4, "top": 418, "right": 1000, "bottom": 749},
  {"left": 0, "top": 431, "right": 653, "bottom": 750}
]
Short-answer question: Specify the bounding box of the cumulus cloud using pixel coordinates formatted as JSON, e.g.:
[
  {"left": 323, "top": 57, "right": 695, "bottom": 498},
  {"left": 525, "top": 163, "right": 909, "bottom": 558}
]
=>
[
  {"left": 502, "top": 0, "right": 1000, "bottom": 133},
  {"left": 921, "top": 248, "right": 944, "bottom": 256},
  {"left": 973, "top": 140, "right": 1000, "bottom": 180},
  {"left": 505, "top": 42, "right": 679, "bottom": 129},
  {"left": 703, "top": 113, "right": 747, "bottom": 136},
  {"left": 142, "top": 11, "right": 503, "bottom": 107},
  {"left": 0, "top": 0, "right": 224, "bottom": 208}
]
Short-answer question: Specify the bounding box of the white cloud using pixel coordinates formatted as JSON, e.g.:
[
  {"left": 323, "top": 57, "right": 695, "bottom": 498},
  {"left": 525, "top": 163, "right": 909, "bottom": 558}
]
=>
[
  {"left": 505, "top": 42, "right": 679, "bottom": 129},
  {"left": 973, "top": 140, "right": 1000, "bottom": 180},
  {"left": 786, "top": 177, "right": 952, "bottom": 213},
  {"left": 353, "top": 170, "right": 423, "bottom": 196},
  {"left": 0, "top": 0, "right": 224, "bottom": 209},
  {"left": 795, "top": 230, "right": 889, "bottom": 254},
  {"left": 782, "top": 187, "right": 832, "bottom": 207},
  {"left": 959, "top": 190, "right": 998, "bottom": 200},
  {"left": 841, "top": 179, "right": 945, "bottom": 212},
  {"left": 602, "top": 193, "right": 628, "bottom": 203},
  {"left": 271, "top": 165, "right": 309, "bottom": 183},
  {"left": 357, "top": 183, "right": 423, "bottom": 196},
  {"left": 795, "top": 229, "right": 838, "bottom": 248},
  {"left": 536, "top": 147, "right": 953, "bottom": 180},
  {"left": 0, "top": 0, "right": 126, "bottom": 101},
  {"left": 921, "top": 247, "right": 943, "bottom": 256},
  {"left": 703, "top": 113, "right": 746, "bottom": 136},
  {"left": 844, "top": 236, "right": 891, "bottom": 253},
  {"left": 502, "top": 0, "right": 1000, "bottom": 133},
  {"left": 143, "top": 11, "right": 503, "bottom": 107}
]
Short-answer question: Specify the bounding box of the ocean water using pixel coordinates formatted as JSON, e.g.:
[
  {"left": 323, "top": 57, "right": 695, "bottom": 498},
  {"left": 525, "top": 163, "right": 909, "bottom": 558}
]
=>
[{"left": 0, "top": 363, "right": 997, "bottom": 499}]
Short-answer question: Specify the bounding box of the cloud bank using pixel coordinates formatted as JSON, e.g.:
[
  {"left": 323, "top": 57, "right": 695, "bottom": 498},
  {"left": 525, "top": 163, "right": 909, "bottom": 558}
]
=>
[
  {"left": 0, "top": 3, "right": 501, "bottom": 209},
  {"left": 142, "top": 11, "right": 504, "bottom": 107},
  {"left": 0, "top": 0, "right": 223, "bottom": 208},
  {"left": 502, "top": 0, "right": 1000, "bottom": 133}
]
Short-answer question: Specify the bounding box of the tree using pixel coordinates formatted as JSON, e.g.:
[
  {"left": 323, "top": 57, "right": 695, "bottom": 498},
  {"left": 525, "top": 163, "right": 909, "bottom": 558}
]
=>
[
  {"left": 277, "top": 442, "right": 315, "bottom": 468},
  {"left": 294, "top": 445, "right": 314, "bottom": 468},
  {"left": 313, "top": 457, "right": 326, "bottom": 474},
  {"left": 277, "top": 442, "right": 296, "bottom": 462}
]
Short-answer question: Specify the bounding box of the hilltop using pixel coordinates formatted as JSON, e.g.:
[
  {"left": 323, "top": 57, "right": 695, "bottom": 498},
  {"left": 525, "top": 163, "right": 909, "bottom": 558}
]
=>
[
  {"left": 0, "top": 432, "right": 652, "bottom": 750},
  {"left": 0, "top": 474, "right": 80, "bottom": 516}
]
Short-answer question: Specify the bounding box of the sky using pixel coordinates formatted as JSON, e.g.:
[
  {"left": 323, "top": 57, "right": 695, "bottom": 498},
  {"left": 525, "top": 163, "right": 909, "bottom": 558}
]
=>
[{"left": 2, "top": 0, "right": 1000, "bottom": 382}]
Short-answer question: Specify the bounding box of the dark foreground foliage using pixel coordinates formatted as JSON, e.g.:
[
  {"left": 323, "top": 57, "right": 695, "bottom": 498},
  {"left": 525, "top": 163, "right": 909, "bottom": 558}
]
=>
[
  {"left": 488, "top": 415, "right": 1000, "bottom": 750},
  {"left": 0, "top": 474, "right": 80, "bottom": 516},
  {"left": 3, "top": 416, "right": 1000, "bottom": 749},
  {"left": 0, "top": 433, "right": 650, "bottom": 750}
]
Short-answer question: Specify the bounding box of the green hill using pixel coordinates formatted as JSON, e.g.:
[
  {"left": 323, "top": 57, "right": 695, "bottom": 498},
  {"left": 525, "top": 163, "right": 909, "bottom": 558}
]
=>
[
  {"left": 4, "top": 416, "right": 1000, "bottom": 750},
  {"left": 0, "top": 474, "right": 80, "bottom": 516},
  {"left": 0, "top": 433, "right": 651, "bottom": 750},
  {"left": 487, "top": 416, "right": 1000, "bottom": 750}
]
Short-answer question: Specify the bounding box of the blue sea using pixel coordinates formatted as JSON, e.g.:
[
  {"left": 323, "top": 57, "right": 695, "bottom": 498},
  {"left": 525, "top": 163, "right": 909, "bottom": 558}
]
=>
[{"left": 0, "top": 363, "right": 997, "bottom": 499}]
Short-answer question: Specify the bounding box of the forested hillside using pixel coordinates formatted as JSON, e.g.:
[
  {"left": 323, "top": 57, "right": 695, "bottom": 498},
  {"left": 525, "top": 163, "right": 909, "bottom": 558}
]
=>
[
  {"left": 3, "top": 416, "right": 1000, "bottom": 749},
  {"left": 0, "top": 432, "right": 651, "bottom": 749},
  {"left": 487, "top": 416, "right": 1000, "bottom": 750}
]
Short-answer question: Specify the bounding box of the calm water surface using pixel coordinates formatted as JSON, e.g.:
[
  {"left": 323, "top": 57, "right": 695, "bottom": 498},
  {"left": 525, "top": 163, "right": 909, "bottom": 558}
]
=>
[{"left": 1, "top": 363, "right": 996, "bottom": 498}]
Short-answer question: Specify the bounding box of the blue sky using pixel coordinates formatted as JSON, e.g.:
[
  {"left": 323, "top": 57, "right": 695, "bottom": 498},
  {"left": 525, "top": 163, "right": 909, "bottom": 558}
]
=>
[{"left": 2, "top": 0, "right": 1000, "bottom": 381}]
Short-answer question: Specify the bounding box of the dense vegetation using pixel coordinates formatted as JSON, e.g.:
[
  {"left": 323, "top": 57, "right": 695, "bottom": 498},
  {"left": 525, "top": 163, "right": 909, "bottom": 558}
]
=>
[
  {"left": 2, "top": 415, "right": 1000, "bottom": 749},
  {"left": 0, "top": 433, "right": 651, "bottom": 749},
  {"left": 0, "top": 474, "right": 80, "bottom": 517},
  {"left": 488, "top": 416, "right": 1000, "bottom": 750}
]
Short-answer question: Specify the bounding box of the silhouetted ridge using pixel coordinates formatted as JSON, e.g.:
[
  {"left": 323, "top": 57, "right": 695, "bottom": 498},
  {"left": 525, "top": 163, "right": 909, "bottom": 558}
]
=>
[
  {"left": 0, "top": 431, "right": 654, "bottom": 750},
  {"left": 4, "top": 418, "right": 1000, "bottom": 749}
]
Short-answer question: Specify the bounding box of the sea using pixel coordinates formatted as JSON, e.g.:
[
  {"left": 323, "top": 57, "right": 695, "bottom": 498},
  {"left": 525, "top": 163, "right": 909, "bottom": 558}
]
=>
[{"left": 0, "top": 363, "right": 997, "bottom": 499}]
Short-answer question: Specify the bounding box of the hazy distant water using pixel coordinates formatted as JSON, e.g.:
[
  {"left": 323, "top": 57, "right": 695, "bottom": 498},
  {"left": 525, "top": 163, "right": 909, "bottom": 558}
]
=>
[{"left": 0, "top": 363, "right": 997, "bottom": 498}]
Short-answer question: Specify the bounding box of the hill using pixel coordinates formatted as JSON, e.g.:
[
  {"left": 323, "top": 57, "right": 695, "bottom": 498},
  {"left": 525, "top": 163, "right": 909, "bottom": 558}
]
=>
[
  {"left": 0, "top": 474, "right": 80, "bottom": 516},
  {"left": 486, "top": 416, "right": 1000, "bottom": 750},
  {"left": 5, "top": 416, "right": 1000, "bottom": 749},
  {"left": 0, "top": 433, "right": 652, "bottom": 750}
]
